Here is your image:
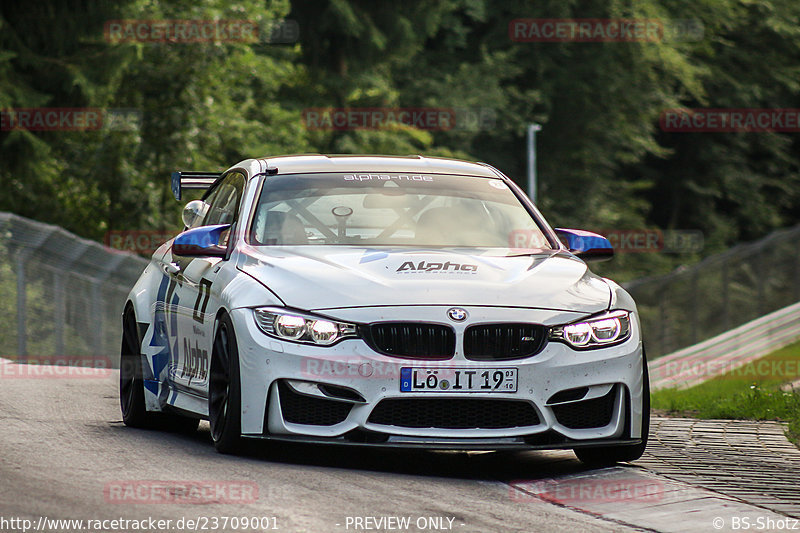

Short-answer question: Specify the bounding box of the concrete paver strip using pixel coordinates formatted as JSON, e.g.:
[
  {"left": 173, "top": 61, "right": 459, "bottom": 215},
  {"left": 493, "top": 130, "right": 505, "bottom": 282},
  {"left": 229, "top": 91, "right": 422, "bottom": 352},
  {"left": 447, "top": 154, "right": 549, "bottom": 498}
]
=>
[
  {"left": 509, "top": 466, "right": 790, "bottom": 533},
  {"left": 636, "top": 417, "right": 800, "bottom": 519}
]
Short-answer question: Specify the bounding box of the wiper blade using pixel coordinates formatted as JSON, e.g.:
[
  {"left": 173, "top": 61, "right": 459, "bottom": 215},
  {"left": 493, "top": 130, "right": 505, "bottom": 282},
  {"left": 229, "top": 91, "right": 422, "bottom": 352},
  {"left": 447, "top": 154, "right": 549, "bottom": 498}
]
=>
[{"left": 503, "top": 249, "right": 555, "bottom": 258}]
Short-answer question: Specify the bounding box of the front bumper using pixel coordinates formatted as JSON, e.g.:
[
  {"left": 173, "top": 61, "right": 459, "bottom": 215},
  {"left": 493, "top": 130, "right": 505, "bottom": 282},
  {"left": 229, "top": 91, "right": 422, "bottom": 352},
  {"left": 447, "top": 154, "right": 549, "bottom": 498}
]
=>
[{"left": 231, "top": 305, "right": 645, "bottom": 449}]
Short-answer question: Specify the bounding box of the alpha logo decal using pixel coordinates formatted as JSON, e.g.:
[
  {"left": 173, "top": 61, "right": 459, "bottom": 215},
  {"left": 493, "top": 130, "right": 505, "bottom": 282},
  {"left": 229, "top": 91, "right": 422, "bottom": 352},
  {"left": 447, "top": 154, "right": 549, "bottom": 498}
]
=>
[
  {"left": 181, "top": 338, "right": 208, "bottom": 381},
  {"left": 396, "top": 261, "right": 478, "bottom": 274}
]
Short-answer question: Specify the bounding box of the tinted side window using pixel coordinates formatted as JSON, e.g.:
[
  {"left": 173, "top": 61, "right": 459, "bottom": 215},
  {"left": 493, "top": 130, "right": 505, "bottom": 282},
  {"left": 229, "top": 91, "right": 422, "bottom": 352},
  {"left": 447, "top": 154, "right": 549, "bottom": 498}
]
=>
[{"left": 204, "top": 172, "right": 246, "bottom": 226}]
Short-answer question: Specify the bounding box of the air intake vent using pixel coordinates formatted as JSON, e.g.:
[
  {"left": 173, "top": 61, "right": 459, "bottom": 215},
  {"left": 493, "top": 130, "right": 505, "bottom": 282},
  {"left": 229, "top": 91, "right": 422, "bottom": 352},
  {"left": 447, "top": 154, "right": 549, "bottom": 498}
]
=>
[
  {"left": 368, "top": 398, "right": 540, "bottom": 429},
  {"left": 362, "top": 323, "right": 455, "bottom": 359},
  {"left": 552, "top": 387, "right": 617, "bottom": 429},
  {"left": 278, "top": 381, "right": 352, "bottom": 426}
]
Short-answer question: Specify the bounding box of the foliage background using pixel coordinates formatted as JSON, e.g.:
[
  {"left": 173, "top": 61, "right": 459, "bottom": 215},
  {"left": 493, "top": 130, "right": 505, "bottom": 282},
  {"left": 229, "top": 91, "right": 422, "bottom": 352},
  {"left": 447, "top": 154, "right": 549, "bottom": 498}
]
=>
[{"left": 2, "top": 0, "right": 800, "bottom": 282}]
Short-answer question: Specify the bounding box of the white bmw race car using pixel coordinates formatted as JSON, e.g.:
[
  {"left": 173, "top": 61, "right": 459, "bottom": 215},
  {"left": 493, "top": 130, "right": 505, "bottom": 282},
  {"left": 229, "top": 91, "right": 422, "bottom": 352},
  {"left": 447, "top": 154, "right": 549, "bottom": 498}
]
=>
[{"left": 120, "top": 154, "right": 649, "bottom": 465}]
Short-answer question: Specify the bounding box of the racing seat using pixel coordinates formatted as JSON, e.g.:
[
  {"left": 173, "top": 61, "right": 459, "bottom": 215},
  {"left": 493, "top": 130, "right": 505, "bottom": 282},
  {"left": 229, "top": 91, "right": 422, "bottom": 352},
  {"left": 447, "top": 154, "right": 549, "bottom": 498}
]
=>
[
  {"left": 415, "top": 206, "right": 500, "bottom": 246},
  {"left": 415, "top": 207, "right": 459, "bottom": 244},
  {"left": 256, "top": 211, "right": 309, "bottom": 245}
]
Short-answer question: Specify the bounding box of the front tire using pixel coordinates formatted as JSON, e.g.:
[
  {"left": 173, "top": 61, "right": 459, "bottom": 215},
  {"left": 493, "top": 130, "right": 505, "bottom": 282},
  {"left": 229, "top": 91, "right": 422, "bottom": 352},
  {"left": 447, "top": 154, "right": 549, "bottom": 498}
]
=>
[
  {"left": 209, "top": 313, "right": 244, "bottom": 454},
  {"left": 120, "top": 307, "right": 152, "bottom": 428},
  {"left": 120, "top": 306, "right": 199, "bottom": 433},
  {"left": 574, "top": 355, "right": 650, "bottom": 466}
]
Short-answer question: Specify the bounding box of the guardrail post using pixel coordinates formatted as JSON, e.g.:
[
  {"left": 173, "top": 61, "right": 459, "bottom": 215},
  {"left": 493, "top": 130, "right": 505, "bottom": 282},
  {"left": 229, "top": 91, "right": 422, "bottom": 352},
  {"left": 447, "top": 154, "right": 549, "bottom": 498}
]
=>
[
  {"left": 54, "top": 272, "right": 66, "bottom": 356},
  {"left": 757, "top": 246, "right": 765, "bottom": 317},
  {"left": 690, "top": 272, "right": 699, "bottom": 344},
  {"left": 659, "top": 287, "right": 668, "bottom": 356},
  {"left": 16, "top": 254, "right": 27, "bottom": 357},
  {"left": 794, "top": 243, "right": 800, "bottom": 302},
  {"left": 90, "top": 284, "right": 103, "bottom": 355},
  {"left": 722, "top": 260, "right": 730, "bottom": 331}
]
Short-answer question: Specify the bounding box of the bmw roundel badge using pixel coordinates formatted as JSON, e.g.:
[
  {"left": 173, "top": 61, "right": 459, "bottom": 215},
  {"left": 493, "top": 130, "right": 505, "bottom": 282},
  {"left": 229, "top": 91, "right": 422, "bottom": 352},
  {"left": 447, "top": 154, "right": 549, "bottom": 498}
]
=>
[{"left": 447, "top": 308, "right": 468, "bottom": 322}]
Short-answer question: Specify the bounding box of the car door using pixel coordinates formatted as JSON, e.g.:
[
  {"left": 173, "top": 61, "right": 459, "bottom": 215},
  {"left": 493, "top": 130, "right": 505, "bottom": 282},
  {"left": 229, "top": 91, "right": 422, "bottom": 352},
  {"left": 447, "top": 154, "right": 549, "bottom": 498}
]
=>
[{"left": 169, "top": 171, "right": 246, "bottom": 397}]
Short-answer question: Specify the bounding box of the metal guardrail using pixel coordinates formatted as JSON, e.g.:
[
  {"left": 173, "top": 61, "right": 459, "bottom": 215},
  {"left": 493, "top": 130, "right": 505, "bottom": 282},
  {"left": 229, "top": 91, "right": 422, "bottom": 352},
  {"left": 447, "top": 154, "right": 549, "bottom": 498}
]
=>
[
  {"left": 0, "top": 212, "right": 148, "bottom": 361},
  {"left": 625, "top": 223, "right": 800, "bottom": 359},
  {"left": 649, "top": 300, "right": 800, "bottom": 390}
]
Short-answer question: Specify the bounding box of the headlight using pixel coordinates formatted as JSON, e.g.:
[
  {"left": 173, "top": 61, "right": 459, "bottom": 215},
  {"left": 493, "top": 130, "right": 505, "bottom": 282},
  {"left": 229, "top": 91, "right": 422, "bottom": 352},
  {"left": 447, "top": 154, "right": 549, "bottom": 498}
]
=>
[
  {"left": 254, "top": 307, "right": 358, "bottom": 346},
  {"left": 275, "top": 315, "right": 306, "bottom": 339},
  {"left": 550, "top": 311, "right": 631, "bottom": 349}
]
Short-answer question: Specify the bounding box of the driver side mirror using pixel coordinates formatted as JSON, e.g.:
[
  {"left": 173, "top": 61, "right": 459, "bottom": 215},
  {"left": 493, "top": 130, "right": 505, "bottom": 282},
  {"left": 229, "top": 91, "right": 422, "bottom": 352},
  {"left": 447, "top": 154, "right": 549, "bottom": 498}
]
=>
[
  {"left": 173, "top": 224, "right": 231, "bottom": 257},
  {"left": 555, "top": 228, "right": 614, "bottom": 262}
]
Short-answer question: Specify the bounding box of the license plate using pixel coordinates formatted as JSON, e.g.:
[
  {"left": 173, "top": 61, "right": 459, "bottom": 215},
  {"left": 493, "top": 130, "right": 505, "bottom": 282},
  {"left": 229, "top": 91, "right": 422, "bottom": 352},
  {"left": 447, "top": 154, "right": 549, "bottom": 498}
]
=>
[{"left": 400, "top": 367, "right": 518, "bottom": 393}]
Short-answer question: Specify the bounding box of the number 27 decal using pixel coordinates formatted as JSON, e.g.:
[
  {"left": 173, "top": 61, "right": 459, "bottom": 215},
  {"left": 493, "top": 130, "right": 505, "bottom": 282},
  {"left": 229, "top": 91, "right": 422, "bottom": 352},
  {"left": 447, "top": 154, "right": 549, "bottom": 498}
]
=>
[{"left": 193, "top": 278, "right": 212, "bottom": 323}]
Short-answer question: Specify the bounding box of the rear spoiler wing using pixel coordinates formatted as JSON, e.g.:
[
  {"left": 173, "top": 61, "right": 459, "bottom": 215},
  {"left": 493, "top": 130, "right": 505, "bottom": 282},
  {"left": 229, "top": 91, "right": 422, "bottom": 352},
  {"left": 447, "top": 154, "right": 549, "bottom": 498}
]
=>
[{"left": 171, "top": 171, "right": 222, "bottom": 201}]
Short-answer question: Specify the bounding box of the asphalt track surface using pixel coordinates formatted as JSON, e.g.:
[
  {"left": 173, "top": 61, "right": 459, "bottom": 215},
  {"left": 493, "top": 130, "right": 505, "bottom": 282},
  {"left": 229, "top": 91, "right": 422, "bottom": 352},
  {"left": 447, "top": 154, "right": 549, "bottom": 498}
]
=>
[{"left": 0, "top": 363, "right": 795, "bottom": 533}]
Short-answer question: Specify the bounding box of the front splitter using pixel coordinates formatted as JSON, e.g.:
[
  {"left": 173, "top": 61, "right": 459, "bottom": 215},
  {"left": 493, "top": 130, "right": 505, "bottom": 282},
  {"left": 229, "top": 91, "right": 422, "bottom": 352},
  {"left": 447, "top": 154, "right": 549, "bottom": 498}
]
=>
[{"left": 242, "top": 433, "right": 642, "bottom": 451}]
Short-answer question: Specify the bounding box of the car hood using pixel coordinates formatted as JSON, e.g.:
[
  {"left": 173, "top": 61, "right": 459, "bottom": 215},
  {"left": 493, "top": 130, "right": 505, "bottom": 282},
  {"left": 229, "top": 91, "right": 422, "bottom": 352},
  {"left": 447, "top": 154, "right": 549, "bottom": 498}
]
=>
[{"left": 236, "top": 246, "right": 611, "bottom": 313}]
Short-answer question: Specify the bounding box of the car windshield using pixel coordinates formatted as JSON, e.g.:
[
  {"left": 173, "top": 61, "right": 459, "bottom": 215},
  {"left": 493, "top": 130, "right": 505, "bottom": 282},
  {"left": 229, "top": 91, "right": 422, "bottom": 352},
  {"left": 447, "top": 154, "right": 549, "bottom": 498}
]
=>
[{"left": 249, "top": 172, "right": 552, "bottom": 249}]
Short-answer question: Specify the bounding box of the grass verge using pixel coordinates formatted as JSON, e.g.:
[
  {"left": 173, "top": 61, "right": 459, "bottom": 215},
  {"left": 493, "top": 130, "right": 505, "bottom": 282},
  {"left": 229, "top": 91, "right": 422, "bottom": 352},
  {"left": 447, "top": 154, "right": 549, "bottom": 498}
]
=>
[{"left": 651, "top": 341, "right": 800, "bottom": 446}]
